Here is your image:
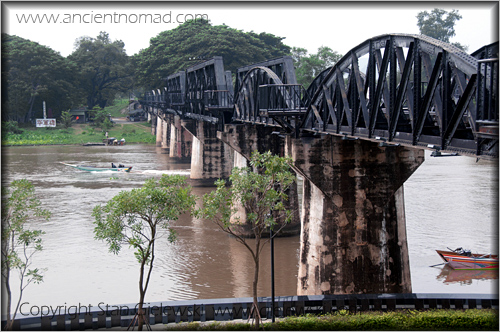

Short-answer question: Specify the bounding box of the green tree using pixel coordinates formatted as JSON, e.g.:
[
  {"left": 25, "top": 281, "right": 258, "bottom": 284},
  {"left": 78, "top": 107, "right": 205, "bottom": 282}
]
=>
[
  {"left": 292, "top": 46, "right": 342, "bottom": 89},
  {"left": 195, "top": 151, "right": 296, "bottom": 330},
  {"left": 88, "top": 106, "right": 113, "bottom": 132},
  {"left": 1, "top": 33, "right": 80, "bottom": 123},
  {"left": 59, "top": 110, "right": 73, "bottom": 129},
  {"left": 132, "top": 19, "right": 291, "bottom": 89},
  {"left": 416, "top": 8, "right": 468, "bottom": 51},
  {"left": 93, "top": 175, "right": 196, "bottom": 331},
  {"left": 69, "top": 31, "right": 132, "bottom": 110},
  {"left": 1, "top": 179, "right": 50, "bottom": 330}
]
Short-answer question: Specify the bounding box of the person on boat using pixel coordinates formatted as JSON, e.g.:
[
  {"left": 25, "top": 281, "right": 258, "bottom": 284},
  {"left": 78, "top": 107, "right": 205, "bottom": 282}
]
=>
[
  {"left": 111, "top": 163, "right": 116, "bottom": 168},
  {"left": 118, "top": 164, "right": 124, "bottom": 168}
]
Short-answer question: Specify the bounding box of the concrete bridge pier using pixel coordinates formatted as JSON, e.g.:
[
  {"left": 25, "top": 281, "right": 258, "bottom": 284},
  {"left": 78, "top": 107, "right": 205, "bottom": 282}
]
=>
[
  {"left": 285, "top": 135, "right": 424, "bottom": 295},
  {"left": 183, "top": 120, "right": 233, "bottom": 186},
  {"left": 169, "top": 115, "right": 193, "bottom": 160},
  {"left": 155, "top": 114, "right": 163, "bottom": 147},
  {"left": 150, "top": 111, "right": 157, "bottom": 136},
  {"left": 161, "top": 115, "right": 169, "bottom": 153},
  {"left": 218, "top": 124, "right": 301, "bottom": 237}
]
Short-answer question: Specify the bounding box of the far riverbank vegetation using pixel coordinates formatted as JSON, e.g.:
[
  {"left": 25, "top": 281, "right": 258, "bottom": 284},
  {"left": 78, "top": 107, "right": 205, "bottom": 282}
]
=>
[{"left": 1, "top": 98, "right": 155, "bottom": 146}]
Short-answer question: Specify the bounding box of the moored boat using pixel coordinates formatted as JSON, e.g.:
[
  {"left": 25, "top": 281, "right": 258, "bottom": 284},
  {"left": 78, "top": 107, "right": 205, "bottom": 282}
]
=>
[
  {"left": 436, "top": 248, "right": 498, "bottom": 270},
  {"left": 60, "top": 162, "right": 132, "bottom": 173}
]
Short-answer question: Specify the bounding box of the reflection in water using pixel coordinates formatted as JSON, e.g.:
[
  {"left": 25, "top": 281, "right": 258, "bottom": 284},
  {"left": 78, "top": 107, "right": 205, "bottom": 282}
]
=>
[{"left": 436, "top": 265, "right": 498, "bottom": 285}]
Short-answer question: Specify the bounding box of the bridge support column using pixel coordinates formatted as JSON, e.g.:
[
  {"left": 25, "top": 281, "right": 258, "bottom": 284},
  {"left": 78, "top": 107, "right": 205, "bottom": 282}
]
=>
[
  {"left": 155, "top": 115, "right": 163, "bottom": 147},
  {"left": 161, "top": 116, "right": 169, "bottom": 152},
  {"left": 184, "top": 120, "right": 233, "bottom": 185},
  {"left": 218, "top": 124, "right": 301, "bottom": 237},
  {"left": 285, "top": 135, "right": 424, "bottom": 294},
  {"left": 150, "top": 112, "right": 156, "bottom": 136},
  {"left": 164, "top": 115, "right": 192, "bottom": 160}
]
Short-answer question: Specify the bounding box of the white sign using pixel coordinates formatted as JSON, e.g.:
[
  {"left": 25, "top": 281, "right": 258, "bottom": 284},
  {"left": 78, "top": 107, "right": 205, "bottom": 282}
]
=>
[{"left": 36, "top": 118, "right": 56, "bottom": 127}]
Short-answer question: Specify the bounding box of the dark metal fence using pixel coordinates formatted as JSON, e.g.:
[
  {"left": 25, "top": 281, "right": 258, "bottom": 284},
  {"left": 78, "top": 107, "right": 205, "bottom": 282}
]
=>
[
  {"left": 3, "top": 293, "right": 497, "bottom": 330},
  {"left": 259, "top": 84, "right": 309, "bottom": 113},
  {"left": 203, "top": 90, "right": 233, "bottom": 109}
]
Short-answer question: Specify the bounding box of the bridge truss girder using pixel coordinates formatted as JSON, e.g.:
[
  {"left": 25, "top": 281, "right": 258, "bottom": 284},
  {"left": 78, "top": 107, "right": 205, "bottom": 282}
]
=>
[
  {"left": 299, "top": 34, "right": 498, "bottom": 158},
  {"left": 140, "top": 57, "right": 234, "bottom": 130}
]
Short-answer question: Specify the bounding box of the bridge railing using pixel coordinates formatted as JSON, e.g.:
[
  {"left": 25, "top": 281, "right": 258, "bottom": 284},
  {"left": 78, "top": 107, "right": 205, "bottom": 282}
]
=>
[
  {"left": 476, "top": 57, "right": 499, "bottom": 141},
  {"left": 203, "top": 90, "right": 233, "bottom": 110},
  {"left": 3, "top": 293, "right": 497, "bottom": 330},
  {"left": 166, "top": 92, "right": 185, "bottom": 107},
  {"left": 259, "top": 84, "right": 310, "bottom": 114}
]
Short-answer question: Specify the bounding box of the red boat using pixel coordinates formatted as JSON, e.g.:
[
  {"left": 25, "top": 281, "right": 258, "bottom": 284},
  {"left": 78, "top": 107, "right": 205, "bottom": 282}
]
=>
[{"left": 436, "top": 248, "right": 498, "bottom": 270}]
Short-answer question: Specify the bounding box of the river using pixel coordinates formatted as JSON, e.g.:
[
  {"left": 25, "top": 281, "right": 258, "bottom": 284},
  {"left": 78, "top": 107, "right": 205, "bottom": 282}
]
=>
[{"left": 1, "top": 144, "right": 497, "bottom": 314}]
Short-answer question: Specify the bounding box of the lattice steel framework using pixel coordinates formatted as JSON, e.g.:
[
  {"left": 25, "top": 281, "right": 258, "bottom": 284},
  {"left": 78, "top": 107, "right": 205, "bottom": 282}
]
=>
[
  {"left": 233, "top": 65, "right": 309, "bottom": 133},
  {"left": 164, "top": 71, "right": 186, "bottom": 112},
  {"left": 299, "top": 34, "right": 498, "bottom": 157},
  {"left": 139, "top": 36, "right": 497, "bottom": 157},
  {"left": 140, "top": 57, "right": 234, "bottom": 129},
  {"left": 234, "top": 66, "right": 283, "bottom": 126},
  {"left": 235, "top": 56, "right": 297, "bottom": 93}
]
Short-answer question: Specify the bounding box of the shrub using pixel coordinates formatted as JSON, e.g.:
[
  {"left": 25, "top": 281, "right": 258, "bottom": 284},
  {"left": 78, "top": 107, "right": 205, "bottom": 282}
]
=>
[
  {"left": 162, "top": 310, "right": 499, "bottom": 331},
  {"left": 2, "top": 121, "right": 23, "bottom": 134}
]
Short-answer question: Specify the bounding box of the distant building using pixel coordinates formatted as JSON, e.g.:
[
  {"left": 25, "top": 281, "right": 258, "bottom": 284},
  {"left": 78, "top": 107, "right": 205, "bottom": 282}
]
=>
[{"left": 69, "top": 108, "right": 89, "bottom": 123}]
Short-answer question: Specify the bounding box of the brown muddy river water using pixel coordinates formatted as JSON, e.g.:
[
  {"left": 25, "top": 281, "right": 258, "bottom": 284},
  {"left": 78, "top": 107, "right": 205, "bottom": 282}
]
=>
[{"left": 1, "top": 144, "right": 497, "bottom": 313}]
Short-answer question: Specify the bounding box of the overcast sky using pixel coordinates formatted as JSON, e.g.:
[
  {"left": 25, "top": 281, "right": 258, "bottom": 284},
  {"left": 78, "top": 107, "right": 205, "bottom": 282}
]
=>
[{"left": 2, "top": 2, "right": 498, "bottom": 58}]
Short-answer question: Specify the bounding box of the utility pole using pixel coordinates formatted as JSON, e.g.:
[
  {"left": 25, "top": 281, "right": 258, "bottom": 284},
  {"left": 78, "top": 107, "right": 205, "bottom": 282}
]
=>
[{"left": 270, "top": 227, "right": 275, "bottom": 323}]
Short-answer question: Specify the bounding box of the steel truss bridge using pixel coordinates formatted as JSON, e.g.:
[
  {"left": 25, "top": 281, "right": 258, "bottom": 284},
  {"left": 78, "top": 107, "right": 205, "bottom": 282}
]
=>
[{"left": 140, "top": 34, "right": 498, "bottom": 158}]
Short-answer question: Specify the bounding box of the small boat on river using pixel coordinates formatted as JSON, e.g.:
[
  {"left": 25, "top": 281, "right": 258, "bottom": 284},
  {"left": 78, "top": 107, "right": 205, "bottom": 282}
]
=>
[
  {"left": 436, "top": 248, "right": 498, "bottom": 270},
  {"left": 60, "top": 162, "right": 133, "bottom": 173}
]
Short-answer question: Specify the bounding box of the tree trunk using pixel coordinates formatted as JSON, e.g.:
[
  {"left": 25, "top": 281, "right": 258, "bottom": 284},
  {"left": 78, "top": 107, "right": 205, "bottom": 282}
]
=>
[
  {"left": 3, "top": 237, "right": 13, "bottom": 330},
  {"left": 24, "top": 92, "right": 37, "bottom": 124},
  {"left": 4, "top": 269, "right": 13, "bottom": 330},
  {"left": 138, "top": 259, "right": 146, "bottom": 331}
]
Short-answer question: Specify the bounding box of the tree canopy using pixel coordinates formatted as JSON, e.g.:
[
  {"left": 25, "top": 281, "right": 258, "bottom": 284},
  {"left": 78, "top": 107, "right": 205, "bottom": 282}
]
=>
[
  {"left": 292, "top": 46, "right": 342, "bottom": 89},
  {"left": 1, "top": 34, "right": 80, "bottom": 123},
  {"left": 416, "top": 8, "right": 468, "bottom": 51},
  {"left": 68, "top": 31, "right": 132, "bottom": 109},
  {"left": 132, "top": 19, "right": 291, "bottom": 89}
]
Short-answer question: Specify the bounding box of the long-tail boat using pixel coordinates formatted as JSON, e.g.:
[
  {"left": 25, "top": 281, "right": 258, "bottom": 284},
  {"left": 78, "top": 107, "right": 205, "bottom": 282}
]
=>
[
  {"left": 60, "top": 162, "right": 132, "bottom": 173},
  {"left": 436, "top": 248, "right": 498, "bottom": 270}
]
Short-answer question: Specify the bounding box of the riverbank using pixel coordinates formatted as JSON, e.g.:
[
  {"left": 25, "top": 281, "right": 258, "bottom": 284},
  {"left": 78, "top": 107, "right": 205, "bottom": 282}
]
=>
[{"left": 1, "top": 121, "right": 155, "bottom": 146}]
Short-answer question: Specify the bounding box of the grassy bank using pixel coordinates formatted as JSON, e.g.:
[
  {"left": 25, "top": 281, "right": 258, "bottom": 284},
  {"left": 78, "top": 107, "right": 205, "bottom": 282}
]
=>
[
  {"left": 106, "top": 98, "right": 132, "bottom": 117},
  {"left": 2, "top": 122, "right": 155, "bottom": 146},
  {"left": 166, "top": 310, "right": 499, "bottom": 331}
]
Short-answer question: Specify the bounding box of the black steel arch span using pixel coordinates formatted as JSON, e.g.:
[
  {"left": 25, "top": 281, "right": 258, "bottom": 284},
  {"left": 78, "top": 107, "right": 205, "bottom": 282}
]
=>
[
  {"left": 298, "top": 33, "right": 498, "bottom": 158},
  {"left": 233, "top": 66, "right": 308, "bottom": 132}
]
